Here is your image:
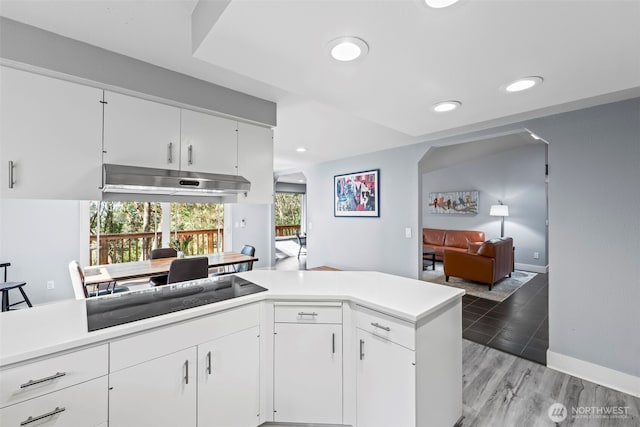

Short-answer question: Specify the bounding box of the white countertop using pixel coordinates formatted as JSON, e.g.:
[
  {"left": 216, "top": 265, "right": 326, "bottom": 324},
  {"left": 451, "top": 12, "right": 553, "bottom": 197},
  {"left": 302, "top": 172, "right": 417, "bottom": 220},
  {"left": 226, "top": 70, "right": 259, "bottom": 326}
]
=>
[{"left": 0, "top": 270, "right": 463, "bottom": 367}]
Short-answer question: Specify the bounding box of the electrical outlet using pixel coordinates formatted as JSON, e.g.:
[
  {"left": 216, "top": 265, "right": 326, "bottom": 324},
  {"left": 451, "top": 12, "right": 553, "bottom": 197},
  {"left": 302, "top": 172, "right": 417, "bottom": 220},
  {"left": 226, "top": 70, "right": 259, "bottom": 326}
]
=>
[
  {"left": 533, "top": 252, "right": 540, "bottom": 260},
  {"left": 46, "top": 280, "right": 55, "bottom": 290}
]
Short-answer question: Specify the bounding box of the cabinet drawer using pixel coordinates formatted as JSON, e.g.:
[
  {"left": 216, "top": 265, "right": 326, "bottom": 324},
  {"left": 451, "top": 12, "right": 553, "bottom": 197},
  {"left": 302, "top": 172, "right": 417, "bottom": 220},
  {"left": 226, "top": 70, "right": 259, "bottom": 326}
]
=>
[
  {"left": 355, "top": 305, "right": 415, "bottom": 350},
  {"left": 0, "top": 345, "right": 108, "bottom": 408},
  {"left": 110, "top": 303, "right": 260, "bottom": 372},
  {"left": 0, "top": 376, "right": 108, "bottom": 427},
  {"left": 274, "top": 302, "right": 342, "bottom": 324}
]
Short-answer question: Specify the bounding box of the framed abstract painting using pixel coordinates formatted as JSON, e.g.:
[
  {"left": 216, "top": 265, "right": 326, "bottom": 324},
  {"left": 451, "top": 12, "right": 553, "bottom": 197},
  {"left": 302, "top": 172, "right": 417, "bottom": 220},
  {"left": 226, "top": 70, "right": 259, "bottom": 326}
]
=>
[{"left": 334, "top": 169, "right": 379, "bottom": 217}]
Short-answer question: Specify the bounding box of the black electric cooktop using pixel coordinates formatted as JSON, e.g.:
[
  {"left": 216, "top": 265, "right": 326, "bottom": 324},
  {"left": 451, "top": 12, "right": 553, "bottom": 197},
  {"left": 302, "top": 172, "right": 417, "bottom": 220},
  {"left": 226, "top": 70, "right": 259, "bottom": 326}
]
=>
[{"left": 86, "top": 275, "right": 267, "bottom": 332}]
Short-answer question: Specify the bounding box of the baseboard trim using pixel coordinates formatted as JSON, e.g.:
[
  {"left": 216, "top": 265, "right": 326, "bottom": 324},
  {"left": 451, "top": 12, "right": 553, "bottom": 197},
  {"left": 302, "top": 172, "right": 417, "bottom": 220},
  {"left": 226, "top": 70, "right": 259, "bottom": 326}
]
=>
[
  {"left": 515, "top": 263, "right": 548, "bottom": 273},
  {"left": 547, "top": 350, "right": 640, "bottom": 398}
]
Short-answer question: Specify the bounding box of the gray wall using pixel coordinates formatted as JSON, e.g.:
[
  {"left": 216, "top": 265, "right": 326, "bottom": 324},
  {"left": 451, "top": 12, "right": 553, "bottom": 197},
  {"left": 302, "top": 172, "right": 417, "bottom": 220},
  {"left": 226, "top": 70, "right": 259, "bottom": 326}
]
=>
[
  {"left": 305, "top": 98, "right": 639, "bottom": 380},
  {"left": 420, "top": 143, "right": 548, "bottom": 270},
  {"left": 305, "top": 143, "right": 427, "bottom": 276},
  {"left": 0, "top": 17, "right": 276, "bottom": 126},
  {"left": 526, "top": 99, "right": 640, "bottom": 378}
]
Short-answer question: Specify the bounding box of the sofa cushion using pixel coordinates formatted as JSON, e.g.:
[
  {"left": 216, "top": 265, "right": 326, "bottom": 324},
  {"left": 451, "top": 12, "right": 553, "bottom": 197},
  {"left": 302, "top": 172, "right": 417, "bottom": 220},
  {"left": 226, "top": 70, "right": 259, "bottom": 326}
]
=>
[
  {"left": 477, "top": 242, "right": 495, "bottom": 257},
  {"left": 423, "top": 228, "right": 446, "bottom": 246},
  {"left": 444, "top": 230, "right": 485, "bottom": 249}
]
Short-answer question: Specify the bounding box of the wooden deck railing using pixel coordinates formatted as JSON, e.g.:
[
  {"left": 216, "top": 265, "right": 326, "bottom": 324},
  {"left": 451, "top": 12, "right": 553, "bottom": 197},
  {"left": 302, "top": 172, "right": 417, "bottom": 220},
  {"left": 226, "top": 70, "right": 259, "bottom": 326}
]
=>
[
  {"left": 89, "top": 229, "right": 224, "bottom": 265},
  {"left": 275, "top": 225, "right": 300, "bottom": 237}
]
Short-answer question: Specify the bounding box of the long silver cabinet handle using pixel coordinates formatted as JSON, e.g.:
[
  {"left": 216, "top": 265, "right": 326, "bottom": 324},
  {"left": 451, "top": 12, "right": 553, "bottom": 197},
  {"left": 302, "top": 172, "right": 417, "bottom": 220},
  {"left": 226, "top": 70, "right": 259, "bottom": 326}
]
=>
[
  {"left": 371, "top": 322, "right": 391, "bottom": 332},
  {"left": 188, "top": 144, "right": 193, "bottom": 165},
  {"left": 8, "top": 160, "right": 15, "bottom": 189},
  {"left": 20, "top": 372, "right": 66, "bottom": 388},
  {"left": 298, "top": 312, "right": 318, "bottom": 316},
  {"left": 359, "top": 339, "right": 365, "bottom": 360},
  {"left": 207, "top": 351, "right": 212, "bottom": 375},
  {"left": 168, "top": 142, "right": 173, "bottom": 164},
  {"left": 184, "top": 360, "right": 189, "bottom": 384},
  {"left": 20, "top": 407, "right": 66, "bottom": 426},
  {"left": 332, "top": 333, "right": 335, "bottom": 354}
]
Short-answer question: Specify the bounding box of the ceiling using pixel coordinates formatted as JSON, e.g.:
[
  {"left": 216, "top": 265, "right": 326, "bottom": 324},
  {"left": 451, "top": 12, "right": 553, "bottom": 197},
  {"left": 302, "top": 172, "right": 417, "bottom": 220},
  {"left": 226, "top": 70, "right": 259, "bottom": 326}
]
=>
[{"left": 1, "top": 0, "right": 639, "bottom": 177}]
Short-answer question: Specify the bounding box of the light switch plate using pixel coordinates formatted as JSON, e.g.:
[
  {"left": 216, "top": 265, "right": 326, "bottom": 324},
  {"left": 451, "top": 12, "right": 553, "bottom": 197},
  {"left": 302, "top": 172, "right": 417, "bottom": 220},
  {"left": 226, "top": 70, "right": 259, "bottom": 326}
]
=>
[{"left": 405, "top": 227, "right": 412, "bottom": 238}]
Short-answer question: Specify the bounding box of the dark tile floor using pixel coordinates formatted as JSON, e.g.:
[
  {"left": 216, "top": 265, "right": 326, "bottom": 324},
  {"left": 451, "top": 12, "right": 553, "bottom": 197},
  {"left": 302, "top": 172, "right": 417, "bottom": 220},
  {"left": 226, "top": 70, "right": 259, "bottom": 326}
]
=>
[{"left": 462, "top": 272, "right": 548, "bottom": 365}]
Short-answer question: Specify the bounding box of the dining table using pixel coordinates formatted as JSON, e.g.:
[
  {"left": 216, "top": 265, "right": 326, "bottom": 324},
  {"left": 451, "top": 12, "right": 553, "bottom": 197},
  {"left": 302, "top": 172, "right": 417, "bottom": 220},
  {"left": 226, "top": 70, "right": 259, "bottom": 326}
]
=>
[{"left": 83, "top": 252, "right": 259, "bottom": 287}]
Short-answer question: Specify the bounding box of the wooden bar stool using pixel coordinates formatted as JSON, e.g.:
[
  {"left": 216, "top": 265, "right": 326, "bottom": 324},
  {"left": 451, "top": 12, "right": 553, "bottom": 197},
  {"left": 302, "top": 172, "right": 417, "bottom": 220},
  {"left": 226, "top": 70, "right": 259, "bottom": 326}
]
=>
[{"left": 0, "top": 262, "right": 33, "bottom": 312}]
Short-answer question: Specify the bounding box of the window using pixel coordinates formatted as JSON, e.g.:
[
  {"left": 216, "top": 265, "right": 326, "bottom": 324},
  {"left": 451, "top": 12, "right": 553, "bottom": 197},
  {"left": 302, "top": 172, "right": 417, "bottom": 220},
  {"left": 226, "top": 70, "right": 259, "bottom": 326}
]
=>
[
  {"left": 89, "top": 201, "right": 223, "bottom": 265},
  {"left": 275, "top": 193, "right": 303, "bottom": 237}
]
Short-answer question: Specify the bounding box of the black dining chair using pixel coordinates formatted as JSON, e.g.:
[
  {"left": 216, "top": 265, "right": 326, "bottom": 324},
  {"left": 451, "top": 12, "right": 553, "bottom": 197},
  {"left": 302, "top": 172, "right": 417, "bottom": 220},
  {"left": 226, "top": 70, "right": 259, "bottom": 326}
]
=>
[
  {"left": 149, "top": 248, "right": 178, "bottom": 287},
  {"left": 296, "top": 232, "right": 307, "bottom": 259},
  {"left": 1, "top": 262, "right": 33, "bottom": 312},
  {"left": 167, "top": 257, "right": 209, "bottom": 284}
]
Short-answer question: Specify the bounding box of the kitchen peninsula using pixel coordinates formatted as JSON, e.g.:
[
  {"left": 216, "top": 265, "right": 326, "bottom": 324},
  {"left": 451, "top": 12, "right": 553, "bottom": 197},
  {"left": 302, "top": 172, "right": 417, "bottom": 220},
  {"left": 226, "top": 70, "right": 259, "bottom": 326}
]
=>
[{"left": 0, "top": 270, "right": 463, "bottom": 427}]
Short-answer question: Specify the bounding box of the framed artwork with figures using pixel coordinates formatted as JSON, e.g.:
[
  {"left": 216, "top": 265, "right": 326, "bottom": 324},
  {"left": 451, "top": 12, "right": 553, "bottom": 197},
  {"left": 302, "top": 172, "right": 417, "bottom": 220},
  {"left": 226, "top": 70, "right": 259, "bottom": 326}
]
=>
[{"left": 334, "top": 169, "right": 379, "bottom": 217}]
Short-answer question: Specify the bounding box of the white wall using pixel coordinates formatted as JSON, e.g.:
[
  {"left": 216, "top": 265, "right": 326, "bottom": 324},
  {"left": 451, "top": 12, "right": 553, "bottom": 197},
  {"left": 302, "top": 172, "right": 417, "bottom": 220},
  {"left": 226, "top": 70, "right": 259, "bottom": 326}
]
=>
[
  {"left": 0, "top": 199, "right": 82, "bottom": 304},
  {"left": 225, "top": 203, "right": 275, "bottom": 270},
  {"left": 420, "top": 143, "right": 548, "bottom": 270},
  {"left": 305, "top": 143, "right": 427, "bottom": 277}
]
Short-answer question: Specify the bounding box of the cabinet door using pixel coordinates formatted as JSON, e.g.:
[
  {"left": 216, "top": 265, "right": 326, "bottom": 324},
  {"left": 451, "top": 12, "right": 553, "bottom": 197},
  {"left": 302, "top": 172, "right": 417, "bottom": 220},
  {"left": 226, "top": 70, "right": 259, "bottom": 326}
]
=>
[
  {"left": 0, "top": 66, "right": 103, "bottom": 200},
  {"left": 181, "top": 109, "right": 238, "bottom": 175},
  {"left": 0, "top": 376, "right": 108, "bottom": 427},
  {"left": 274, "top": 323, "right": 342, "bottom": 424},
  {"left": 237, "top": 122, "right": 273, "bottom": 204},
  {"left": 103, "top": 91, "right": 181, "bottom": 170},
  {"left": 109, "top": 347, "right": 197, "bottom": 427},
  {"left": 198, "top": 326, "right": 260, "bottom": 427},
  {"left": 356, "top": 329, "right": 415, "bottom": 427}
]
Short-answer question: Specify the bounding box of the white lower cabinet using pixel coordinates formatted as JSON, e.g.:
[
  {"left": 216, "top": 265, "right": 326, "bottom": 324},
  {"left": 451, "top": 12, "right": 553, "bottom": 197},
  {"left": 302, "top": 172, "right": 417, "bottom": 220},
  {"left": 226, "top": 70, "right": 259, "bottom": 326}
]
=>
[
  {"left": 198, "top": 326, "right": 260, "bottom": 427},
  {"left": 0, "top": 376, "right": 108, "bottom": 427},
  {"left": 109, "top": 347, "right": 197, "bottom": 427},
  {"left": 273, "top": 303, "right": 343, "bottom": 424},
  {"left": 108, "top": 303, "right": 261, "bottom": 427},
  {"left": 356, "top": 328, "right": 415, "bottom": 427}
]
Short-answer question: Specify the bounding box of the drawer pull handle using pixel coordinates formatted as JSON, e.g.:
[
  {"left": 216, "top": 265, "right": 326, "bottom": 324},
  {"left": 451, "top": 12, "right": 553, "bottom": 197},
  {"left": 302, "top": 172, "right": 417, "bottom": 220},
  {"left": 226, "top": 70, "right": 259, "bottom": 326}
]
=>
[
  {"left": 298, "top": 312, "right": 318, "bottom": 316},
  {"left": 8, "top": 160, "right": 15, "bottom": 189},
  {"left": 206, "top": 351, "right": 212, "bottom": 375},
  {"left": 20, "top": 372, "right": 66, "bottom": 388},
  {"left": 184, "top": 360, "right": 189, "bottom": 385},
  {"left": 168, "top": 142, "right": 173, "bottom": 163},
  {"left": 20, "top": 406, "right": 66, "bottom": 425},
  {"left": 332, "top": 333, "right": 336, "bottom": 354},
  {"left": 359, "top": 339, "right": 365, "bottom": 360},
  {"left": 371, "top": 322, "right": 391, "bottom": 332}
]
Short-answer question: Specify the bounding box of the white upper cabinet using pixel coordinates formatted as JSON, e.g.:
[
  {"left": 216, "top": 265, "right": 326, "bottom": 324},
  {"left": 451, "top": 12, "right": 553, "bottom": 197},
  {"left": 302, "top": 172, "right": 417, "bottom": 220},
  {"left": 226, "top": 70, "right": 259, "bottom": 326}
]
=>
[
  {"left": 180, "top": 109, "right": 238, "bottom": 175},
  {"left": 0, "top": 66, "right": 103, "bottom": 200},
  {"left": 237, "top": 122, "right": 274, "bottom": 204},
  {"left": 103, "top": 91, "right": 181, "bottom": 170}
]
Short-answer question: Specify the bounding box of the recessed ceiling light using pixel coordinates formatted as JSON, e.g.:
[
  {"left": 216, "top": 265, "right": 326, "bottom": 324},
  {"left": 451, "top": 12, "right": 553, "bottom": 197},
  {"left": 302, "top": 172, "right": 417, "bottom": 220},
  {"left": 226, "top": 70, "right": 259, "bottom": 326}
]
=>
[
  {"left": 296, "top": 147, "right": 307, "bottom": 153},
  {"left": 424, "top": 0, "right": 460, "bottom": 8},
  {"left": 433, "top": 100, "right": 462, "bottom": 113},
  {"left": 328, "top": 36, "right": 369, "bottom": 62},
  {"left": 504, "top": 76, "right": 543, "bottom": 93}
]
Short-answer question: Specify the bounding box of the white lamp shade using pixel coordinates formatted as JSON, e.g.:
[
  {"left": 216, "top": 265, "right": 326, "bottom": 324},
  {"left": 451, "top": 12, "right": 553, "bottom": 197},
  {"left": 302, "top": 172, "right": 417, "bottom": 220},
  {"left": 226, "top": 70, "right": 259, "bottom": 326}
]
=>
[{"left": 489, "top": 204, "right": 509, "bottom": 217}]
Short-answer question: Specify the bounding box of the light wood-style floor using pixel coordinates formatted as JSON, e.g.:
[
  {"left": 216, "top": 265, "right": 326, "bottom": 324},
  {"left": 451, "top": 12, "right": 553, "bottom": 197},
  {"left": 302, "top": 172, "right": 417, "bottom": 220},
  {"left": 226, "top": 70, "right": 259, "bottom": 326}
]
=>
[{"left": 461, "top": 339, "right": 639, "bottom": 426}]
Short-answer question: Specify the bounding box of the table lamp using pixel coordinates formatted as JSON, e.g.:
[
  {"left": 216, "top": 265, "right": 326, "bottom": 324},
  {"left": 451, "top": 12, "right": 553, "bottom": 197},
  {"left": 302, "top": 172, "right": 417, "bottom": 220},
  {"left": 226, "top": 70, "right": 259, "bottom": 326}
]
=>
[{"left": 489, "top": 201, "right": 509, "bottom": 238}]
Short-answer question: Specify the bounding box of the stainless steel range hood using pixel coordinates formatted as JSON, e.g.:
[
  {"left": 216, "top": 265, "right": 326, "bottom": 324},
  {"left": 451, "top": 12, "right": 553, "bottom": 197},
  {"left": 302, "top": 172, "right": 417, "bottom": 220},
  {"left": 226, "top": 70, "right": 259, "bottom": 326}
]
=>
[{"left": 103, "top": 164, "right": 251, "bottom": 197}]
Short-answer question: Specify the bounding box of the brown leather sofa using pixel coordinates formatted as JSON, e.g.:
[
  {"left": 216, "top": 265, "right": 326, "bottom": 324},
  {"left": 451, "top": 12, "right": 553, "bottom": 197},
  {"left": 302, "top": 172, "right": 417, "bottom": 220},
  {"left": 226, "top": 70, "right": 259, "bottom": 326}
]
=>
[
  {"left": 423, "top": 228, "right": 485, "bottom": 261},
  {"left": 443, "top": 237, "right": 514, "bottom": 290}
]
